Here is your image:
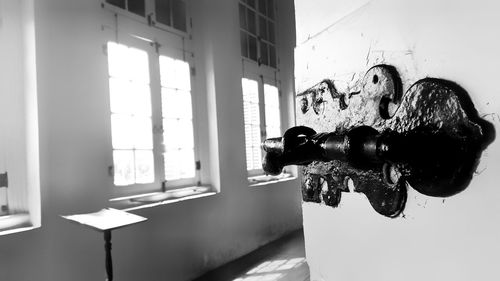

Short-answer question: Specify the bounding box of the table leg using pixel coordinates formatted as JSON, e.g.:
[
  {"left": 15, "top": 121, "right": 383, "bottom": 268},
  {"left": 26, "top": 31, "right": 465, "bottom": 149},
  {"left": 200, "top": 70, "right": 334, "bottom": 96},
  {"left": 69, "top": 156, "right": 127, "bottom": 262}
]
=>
[{"left": 104, "top": 230, "right": 113, "bottom": 281}]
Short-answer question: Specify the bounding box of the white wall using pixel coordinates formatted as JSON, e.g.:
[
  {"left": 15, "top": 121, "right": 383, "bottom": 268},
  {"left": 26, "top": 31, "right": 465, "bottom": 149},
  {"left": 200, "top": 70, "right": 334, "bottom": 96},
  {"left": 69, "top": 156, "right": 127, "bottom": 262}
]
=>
[
  {"left": 0, "top": 0, "right": 40, "bottom": 227},
  {"left": 295, "top": 0, "right": 500, "bottom": 280},
  {"left": 0, "top": 0, "right": 301, "bottom": 280}
]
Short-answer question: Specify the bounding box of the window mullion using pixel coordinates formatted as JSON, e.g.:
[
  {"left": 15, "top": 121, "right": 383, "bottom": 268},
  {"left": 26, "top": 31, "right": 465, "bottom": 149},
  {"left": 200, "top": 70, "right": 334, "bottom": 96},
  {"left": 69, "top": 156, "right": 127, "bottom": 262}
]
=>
[
  {"left": 148, "top": 46, "right": 165, "bottom": 185},
  {"left": 257, "top": 76, "right": 267, "bottom": 141},
  {"left": 187, "top": 61, "right": 202, "bottom": 185}
]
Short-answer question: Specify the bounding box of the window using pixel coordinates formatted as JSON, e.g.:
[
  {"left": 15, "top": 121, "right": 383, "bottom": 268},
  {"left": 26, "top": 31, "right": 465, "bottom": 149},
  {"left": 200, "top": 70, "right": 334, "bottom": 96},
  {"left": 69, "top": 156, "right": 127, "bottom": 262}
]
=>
[
  {"left": 103, "top": 0, "right": 188, "bottom": 33},
  {"left": 240, "top": 0, "right": 285, "bottom": 178},
  {"left": 242, "top": 78, "right": 262, "bottom": 171},
  {"left": 0, "top": 0, "right": 41, "bottom": 234},
  {"left": 106, "top": 39, "right": 199, "bottom": 195},
  {"left": 263, "top": 84, "right": 281, "bottom": 138},
  {"left": 241, "top": 77, "right": 282, "bottom": 175},
  {"left": 107, "top": 42, "right": 154, "bottom": 186},
  {"left": 239, "top": 0, "right": 277, "bottom": 68},
  {"left": 106, "top": 0, "right": 146, "bottom": 17},
  {"left": 159, "top": 56, "right": 196, "bottom": 180},
  {"left": 154, "top": 0, "right": 187, "bottom": 32},
  {"left": 102, "top": 0, "right": 211, "bottom": 200}
]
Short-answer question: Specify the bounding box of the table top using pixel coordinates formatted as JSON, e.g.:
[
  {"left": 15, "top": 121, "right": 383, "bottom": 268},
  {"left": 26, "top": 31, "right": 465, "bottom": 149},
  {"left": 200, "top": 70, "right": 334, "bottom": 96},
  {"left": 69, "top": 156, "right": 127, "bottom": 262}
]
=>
[{"left": 61, "top": 208, "right": 147, "bottom": 232}]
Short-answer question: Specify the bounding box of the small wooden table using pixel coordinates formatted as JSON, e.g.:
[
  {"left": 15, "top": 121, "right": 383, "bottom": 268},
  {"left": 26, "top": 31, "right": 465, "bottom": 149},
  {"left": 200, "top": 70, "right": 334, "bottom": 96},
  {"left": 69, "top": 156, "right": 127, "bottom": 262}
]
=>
[{"left": 62, "top": 208, "right": 147, "bottom": 281}]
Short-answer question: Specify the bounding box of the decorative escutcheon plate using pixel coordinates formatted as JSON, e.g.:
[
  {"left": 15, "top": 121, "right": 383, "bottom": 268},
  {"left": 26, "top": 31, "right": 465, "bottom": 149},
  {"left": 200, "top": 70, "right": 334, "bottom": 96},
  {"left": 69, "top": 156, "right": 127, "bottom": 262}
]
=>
[{"left": 263, "top": 65, "right": 494, "bottom": 218}]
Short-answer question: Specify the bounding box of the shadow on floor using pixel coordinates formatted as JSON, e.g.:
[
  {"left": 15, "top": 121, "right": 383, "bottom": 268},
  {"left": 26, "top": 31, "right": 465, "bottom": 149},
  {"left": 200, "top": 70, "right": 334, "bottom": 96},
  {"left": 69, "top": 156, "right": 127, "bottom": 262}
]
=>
[{"left": 193, "top": 229, "right": 310, "bottom": 281}]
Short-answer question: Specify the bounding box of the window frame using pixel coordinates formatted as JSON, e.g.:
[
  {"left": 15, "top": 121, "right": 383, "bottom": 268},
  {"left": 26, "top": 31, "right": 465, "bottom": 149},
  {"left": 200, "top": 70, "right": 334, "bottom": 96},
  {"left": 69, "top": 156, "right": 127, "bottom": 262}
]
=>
[
  {"left": 239, "top": 0, "right": 277, "bottom": 68},
  {"left": 156, "top": 46, "right": 201, "bottom": 189},
  {"left": 101, "top": 0, "right": 192, "bottom": 38},
  {"left": 239, "top": 0, "right": 284, "bottom": 179},
  {"left": 241, "top": 62, "right": 283, "bottom": 177},
  {"left": 102, "top": 9, "right": 204, "bottom": 199},
  {"left": 106, "top": 35, "right": 161, "bottom": 195},
  {"left": 242, "top": 74, "right": 264, "bottom": 176}
]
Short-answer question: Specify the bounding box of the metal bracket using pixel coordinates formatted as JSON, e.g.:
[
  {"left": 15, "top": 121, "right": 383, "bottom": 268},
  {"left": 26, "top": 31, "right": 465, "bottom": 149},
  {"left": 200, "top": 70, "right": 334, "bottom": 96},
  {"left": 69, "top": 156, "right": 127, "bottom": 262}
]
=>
[{"left": 262, "top": 65, "right": 494, "bottom": 218}]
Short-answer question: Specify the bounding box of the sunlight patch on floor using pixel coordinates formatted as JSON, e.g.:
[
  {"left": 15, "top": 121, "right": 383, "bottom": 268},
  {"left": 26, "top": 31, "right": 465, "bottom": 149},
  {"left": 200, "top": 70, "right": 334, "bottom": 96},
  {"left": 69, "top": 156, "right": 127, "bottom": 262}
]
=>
[{"left": 233, "top": 258, "right": 307, "bottom": 281}]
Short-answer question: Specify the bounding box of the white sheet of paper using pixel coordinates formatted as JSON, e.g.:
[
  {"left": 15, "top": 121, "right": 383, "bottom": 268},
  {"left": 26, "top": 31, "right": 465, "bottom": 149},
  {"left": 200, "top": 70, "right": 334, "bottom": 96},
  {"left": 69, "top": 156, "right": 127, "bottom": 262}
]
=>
[{"left": 61, "top": 208, "right": 147, "bottom": 231}]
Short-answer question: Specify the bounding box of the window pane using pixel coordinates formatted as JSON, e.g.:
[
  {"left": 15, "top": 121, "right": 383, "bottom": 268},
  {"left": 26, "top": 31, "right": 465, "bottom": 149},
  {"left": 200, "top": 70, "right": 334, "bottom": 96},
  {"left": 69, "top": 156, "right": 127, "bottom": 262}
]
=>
[
  {"left": 159, "top": 54, "right": 196, "bottom": 181},
  {"left": 246, "top": 0, "right": 256, "bottom": 9},
  {"left": 268, "top": 21, "right": 275, "bottom": 43},
  {"left": 259, "top": 16, "right": 267, "bottom": 41},
  {"left": 244, "top": 124, "right": 253, "bottom": 147},
  {"left": 242, "top": 78, "right": 259, "bottom": 103},
  {"left": 251, "top": 124, "right": 261, "bottom": 145},
  {"left": 111, "top": 114, "right": 135, "bottom": 149},
  {"left": 133, "top": 117, "right": 153, "bottom": 149},
  {"left": 128, "top": 47, "right": 150, "bottom": 84},
  {"left": 244, "top": 125, "right": 262, "bottom": 170},
  {"left": 251, "top": 103, "right": 260, "bottom": 124},
  {"left": 108, "top": 43, "right": 149, "bottom": 82},
  {"left": 164, "top": 149, "right": 195, "bottom": 180},
  {"left": 264, "top": 84, "right": 281, "bottom": 138},
  {"left": 264, "top": 84, "right": 279, "bottom": 106},
  {"left": 175, "top": 60, "right": 191, "bottom": 91},
  {"left": 163, "top": 118, "right": 194, "bottom": 150},
  {"left": 266, "top": 126, "right": 281, "bottom": 139},
  {"left": 240, "top": 31, "right": 249, "bottom": 58},
  {"left": 250, "top": 125, "right": 262, "bottom": 170},
  {"left": 252, "top": 145, "right": 262, "bottom": 169},
  {"left": 269, "top": 45, "right": 276, "bottom": 68},
  {"left": 106, "top": 0, "right": 126, "bottom": 9},
  {"left": 260, "top": 41, "right": 268, "bottom": 65},
  {"left": 107, "top": 42, "right": 156, "bottom": 186},
  {"left": 107, "top": 42, "right": 128, "bottom": 78},
  {"left": 131, "top": 83, "right": 152, "bottom": 116},
  {"left": 247, "top": 8, "right": 256, "bottom": 35},
  {"left": 239, "top": 3, "right": 247, "bottom": 30},
  {"left": 113, "top": 150, "right": 135, "bottom": 186},
  {"left": 258, "top": 0, "right": 266, "bottom": 15},
  {"left": 128, "top": 0, "right": 145, "bottom": 16},
  {"left": 161, "top": 88, "right": 192, "bottom": 119},
  {"left": 159, "top": 56, "right": 176, "bottom": 87},
  {"left": 245, "top": 128, "right": 254, "bottom": 169},
  {"left": 248, "top": 35, "right": 257, "bottom": 61},
  {"left": 268, "top": 0, "right": 275, "bottom": 19},
  {"left": 109, "top": 77, "right": 133, "bottom": 114},
  {"left": 242, "top": 78, "right": 262, "bottom": 171},
  {"left": 179, "top": 149, "right": 195, "bottom": 178},
  {"left": 172, "top": 0, "right": 187, "bottom": 32},
  {"left": 155, "top": 0, "right": 172, "bottom": 26},
  {"left": 159, "top": 56, "right": 191, "bottom": 90},
  {"left": 134, "top": 150, "right": 155, "bottom": 184},
  {"left": 243, "top": 102, "right": 260, "bottom": 125}
]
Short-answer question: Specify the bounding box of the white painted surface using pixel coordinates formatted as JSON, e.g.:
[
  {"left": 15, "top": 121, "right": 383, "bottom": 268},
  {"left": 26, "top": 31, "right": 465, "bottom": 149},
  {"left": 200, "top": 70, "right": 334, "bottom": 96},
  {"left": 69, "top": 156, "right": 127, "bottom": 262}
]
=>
[
  {"left": 295, "top": 0, "right": 500, "bottom": 280},
  {"left": 0, "top": 0, "right": 40, "bottom": 228},
  {"left": 0, "top": 0, "right": 302, "bottom": 280}
]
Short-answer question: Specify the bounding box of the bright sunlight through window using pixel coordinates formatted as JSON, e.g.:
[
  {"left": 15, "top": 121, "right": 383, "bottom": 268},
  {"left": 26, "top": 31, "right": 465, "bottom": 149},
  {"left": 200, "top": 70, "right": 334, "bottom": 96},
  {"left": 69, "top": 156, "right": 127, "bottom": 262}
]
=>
[
  {"left": 107, "top": 42, "right": 154, "bottom": 186},
  {"left": 107, "top": 42, "right": 196, "bottom": 187},
  {"left": 234, "top": 258, "right": 306, "bottom": 281},
  {"left": 159, "top": 56, "right": 196, "bottom": 181},
  {"left": 264, "top": 84, "right": 281, "bottom": 138},
  {"left": 242, "top": 78, "right": 262, "bottom": 171}
]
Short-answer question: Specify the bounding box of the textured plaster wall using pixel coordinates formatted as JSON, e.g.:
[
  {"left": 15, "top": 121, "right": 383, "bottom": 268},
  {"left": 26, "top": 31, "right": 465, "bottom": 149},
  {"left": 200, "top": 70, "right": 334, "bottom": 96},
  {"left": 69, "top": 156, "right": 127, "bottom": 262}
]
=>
[{"left": 295, "top": 0, "right": 500, "bottom": 280}]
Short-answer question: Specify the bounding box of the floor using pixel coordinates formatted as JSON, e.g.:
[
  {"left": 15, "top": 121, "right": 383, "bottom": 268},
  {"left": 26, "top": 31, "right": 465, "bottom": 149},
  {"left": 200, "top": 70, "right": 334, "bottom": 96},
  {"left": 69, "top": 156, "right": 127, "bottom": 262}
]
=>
[{"left": 193, "top": 229, "right": 310, "bottom": 281}]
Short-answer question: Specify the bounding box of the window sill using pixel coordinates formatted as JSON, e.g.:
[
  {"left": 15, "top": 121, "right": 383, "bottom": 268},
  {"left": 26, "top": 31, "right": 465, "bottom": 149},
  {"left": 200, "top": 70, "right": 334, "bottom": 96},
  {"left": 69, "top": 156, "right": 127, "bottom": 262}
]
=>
[
  {"left": 0, "top": 213, "right": 35, "bottom": 236},
  {"left": 109, "top": 186, "right": 217, "bottom": 211},
  {"left": 248, "top": 173, "right": 297, "bottom": 187}
]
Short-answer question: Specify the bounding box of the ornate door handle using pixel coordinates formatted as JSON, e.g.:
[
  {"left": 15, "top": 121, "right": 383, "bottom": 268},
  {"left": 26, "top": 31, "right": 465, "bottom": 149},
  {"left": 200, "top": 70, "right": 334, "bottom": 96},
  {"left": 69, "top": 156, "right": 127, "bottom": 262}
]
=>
[{"left": 262, "top": 65, "right": 494, "bottom": 218}]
